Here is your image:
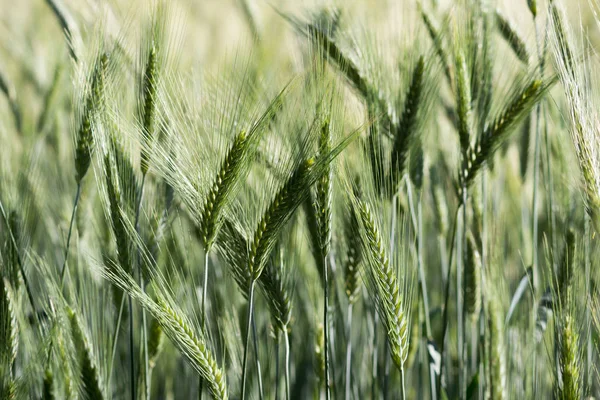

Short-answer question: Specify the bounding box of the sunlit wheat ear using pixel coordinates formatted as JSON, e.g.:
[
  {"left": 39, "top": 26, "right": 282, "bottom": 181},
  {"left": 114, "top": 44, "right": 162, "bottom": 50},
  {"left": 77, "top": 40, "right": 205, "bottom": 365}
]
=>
[
  {"left": 75, "top": 52, "right": 109, "bottom": 184},
  {"left": 315, "top": 119, "right": 333, "bottom": 257},
  {"left": 67, "top": 307, "right": 105, "bottom": 400},
  {"left": 486, "top": 294, "right": 507, "bottom": 400},
  {"left": 455, "top": 50, "right": 471, "bottom": 156},
  {"left": 494, "top": 10, "right": 529, "bottom": 65},
  {"left": 462, "top": 75, "right": 555, "bottom": 191},
  {"left": 355, "top": 199, "right": 410, "bottom": 370},
  {"left": 463, "top": 231, "right": 481, "bottom": 319},
  {"left": 555, "top": 312, "right": 581, "bottom": 400},
  {"left": 101, "top": 263, "right": 228, "bottom": 400},
  {"left": 552, "top": 230, "right": 581, "bottom": 400}
]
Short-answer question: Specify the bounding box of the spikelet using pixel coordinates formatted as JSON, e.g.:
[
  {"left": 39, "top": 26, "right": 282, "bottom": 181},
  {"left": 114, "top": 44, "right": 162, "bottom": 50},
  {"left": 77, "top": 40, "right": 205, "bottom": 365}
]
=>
[
  {"left": 199, "top": 130, "right": 248, "bottom": 251},
  {"left": 554, "top": 230, "right": 581, "bottom": 400},
  {"left": 249, "top": 158, "right": 315, "bottom": 279},
  {"left": 104, "top": 153, "right": 132, "bottom": 274},
  {"left": 556, "top": 314, "right": 581, "bottom": 400},
  {"left": 343, "top": 203, "right": 362, "bottom": 304},
  {"left": 315, "top": 119, "right": 333, "bottom": 258},
  {"left": 140, "top": 41, "right": 159, "bottom": 176},
  {"left": 260, "top": 257, "right": 292, "bottom": 334},
  {"left": 455, "top": 50, "right": 472, "bottom": 157},
  {"left": 43, "top": 369, "right": 54, "bottom": 400},
  {"left": 463, "top": 232, "right": 482, "bottom": 319},
  {"left": 75, "top": 52, "right": 108, "bottom": 184},
  {"left": 68, "top": 307, "right": 105, "bottom": 400},
  {"left": 391, "top": 56, "right": 426, "bottom": 191}
]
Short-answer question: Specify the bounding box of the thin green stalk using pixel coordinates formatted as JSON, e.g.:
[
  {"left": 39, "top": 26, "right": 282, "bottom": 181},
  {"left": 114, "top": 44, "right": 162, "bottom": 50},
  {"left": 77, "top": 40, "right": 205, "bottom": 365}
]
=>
[
  {"left": 284, "top": 328, "right": 291, "bottom": 400},
  {"left": 251, "top": 309, "right": 264, "bottom": 400},
  {"left": 199, "top": 251, "right": 209, "bottom": 400},
  {"left": 406, "top": 181, "right": 435, "bottom": 396},
  {"left": 323, "top": 255, "right": 331, "bottom": 400},
  {"left": 437, "top": 206, "right": 460, "bottom": 394},
  {"left": 202, "top": 251, "right": 209, "bottom": 329},
  {"left": 135, "top": 173, "right": 149, "bottom": 400},
  {"left": 371, "top": 309, "right": 379, "bottom": 400},
  {"left": 458, "top": 183, "right": 467, "bottom": 399},
  {"left": 241, "top": 279, "right": 256, "bottom": 400},
  {"left": 345, "top": 302, "right": 353, "bottom": 400},
  {"left": 400, "top": 368, "right": 406, "bottom": 400},
  {"left": 584, "top": 215, "right": 591, "bottom": 392},
  {"left": 109, "top": 295, "right": 126, "bottom": 387},
  {"left": 129, "top": 294, "right": 136, "bottom": 400},
  {"left": 59, "top": 180, "right": 82, "bottom": 286},
  {"left": 275, "top": 335, "right": 280, "bottom": 400}
]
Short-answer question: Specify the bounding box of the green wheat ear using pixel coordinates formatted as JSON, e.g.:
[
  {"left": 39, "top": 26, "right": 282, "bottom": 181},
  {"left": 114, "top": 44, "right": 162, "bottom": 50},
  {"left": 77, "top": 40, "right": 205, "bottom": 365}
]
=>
[
  {"left": 390, "top": 56, "right": 426, "bottom": 193},
  {"left": 356, "top": 199, "right": 409, "bottom": 370},
  {"left": 315, "top": 119, "right": 333, "bottom": 258},
  {"left": 200, "top": 83, "right": 289, "bottom": 252},
  {"left": 463, "top": 76, "right": 555, "bottom": 190},
  {"left": 104, "top": 153, "right": 132, "bottom": 275},
  {"left": 260, "top": 255, "right": 292, "bottom": 333},
  {"left": 141, "top": 41, "right": 158, "bottom": 176},
  {"left": 463, "top": 231, "right": 481, "bottom": 319},
  {"left": 43, "top": 369, "right": 54, "bottom": 400},
  {"left": 343, "top": 203, "right": 362, "bottom": 304},
  {"left": 75, "top": 52, "right": 109, "bottom": 184},
  {"left": 455, "top": 50, "right": 472, "bottom": 157},
  {"left": 249, "top": 158, "right": 315, "bottom": 279},
  {"left": 556, "top": 313, "right": 581, "bottom": 400},
  {"left": 67, "top": 307, "right": 105, "bottom": 400},
  {"left": 199, "top": 130, "right": 248, "bottom": 251}
]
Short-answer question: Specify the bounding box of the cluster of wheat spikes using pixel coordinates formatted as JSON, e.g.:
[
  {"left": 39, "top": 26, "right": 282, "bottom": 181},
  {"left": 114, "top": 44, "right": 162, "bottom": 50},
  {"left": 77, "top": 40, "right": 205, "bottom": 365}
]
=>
[{"left": 3, "top": 0, "right": 600, "bottom": 398}]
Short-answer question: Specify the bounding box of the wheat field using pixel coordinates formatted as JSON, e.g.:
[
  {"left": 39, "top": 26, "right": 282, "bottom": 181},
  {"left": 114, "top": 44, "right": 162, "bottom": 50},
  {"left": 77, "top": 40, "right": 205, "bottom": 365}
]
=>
[{"left": 1, "top": 0, "right": 600, "bottom": 399}]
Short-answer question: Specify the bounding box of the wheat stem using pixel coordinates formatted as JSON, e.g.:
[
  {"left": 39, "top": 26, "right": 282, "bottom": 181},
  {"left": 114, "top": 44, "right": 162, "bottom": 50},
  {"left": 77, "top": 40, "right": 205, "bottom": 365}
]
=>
[
  {"left": 241, "top": 279, "right": 256, "bottom": 400},
  {"left": 284, "top": 328, "right": 291, "bottom": 400},
  {"left": 345, "top": 302, "right": 353, "bottom": 400},
  {"left": 323, "top": 254, "right": 331, "bottom": 400},
  {"left": 251, "top": 310, "right": 264, "bottom": 400},
  {"left": 135, "top": 174, "right": 150, "bottom": 400}
]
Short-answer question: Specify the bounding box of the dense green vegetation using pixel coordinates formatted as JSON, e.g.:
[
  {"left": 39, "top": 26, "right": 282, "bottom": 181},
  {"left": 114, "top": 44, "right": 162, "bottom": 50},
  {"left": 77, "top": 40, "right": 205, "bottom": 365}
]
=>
[{"left": 1, "top": 0, "right": 600, "bottom": 399}]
